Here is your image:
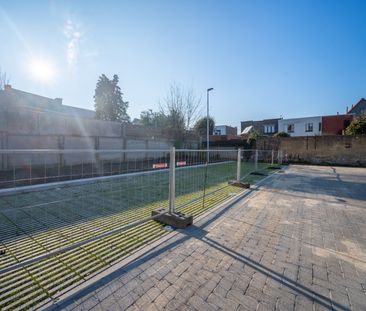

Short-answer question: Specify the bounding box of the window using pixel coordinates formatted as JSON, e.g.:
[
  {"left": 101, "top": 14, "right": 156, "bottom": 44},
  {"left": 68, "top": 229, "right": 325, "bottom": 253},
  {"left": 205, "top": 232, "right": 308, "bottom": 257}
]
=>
[
  {"left": 263, "top": 124, "right": 275, "bottom": 134},
  {"left": 287, "top": 124, "right": 294, "bottom": 133},
  {"left": 213, "top": 129, "right": 221, "bottom": 135},
  {"left": 343, "top": 120, "right": 350, "bottom": 129},
  {"left": 305, "top": 123, "right": 313, "bottom": 132},
  {"left": 319, "top": 122, "right": 322, "bottom": 132}
]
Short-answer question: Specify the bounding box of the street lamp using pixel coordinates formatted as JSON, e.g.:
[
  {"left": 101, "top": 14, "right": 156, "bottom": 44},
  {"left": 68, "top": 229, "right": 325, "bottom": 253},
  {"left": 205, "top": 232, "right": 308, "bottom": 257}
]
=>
[{"left": 206, "top": 87, "right": 214, "bottom": 163}]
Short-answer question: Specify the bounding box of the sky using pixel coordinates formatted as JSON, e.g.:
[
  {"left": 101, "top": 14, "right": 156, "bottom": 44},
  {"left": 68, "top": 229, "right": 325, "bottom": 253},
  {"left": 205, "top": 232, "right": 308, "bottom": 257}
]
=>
[{"left": 0, "top": 0, "right": 365, "bottom": 129}]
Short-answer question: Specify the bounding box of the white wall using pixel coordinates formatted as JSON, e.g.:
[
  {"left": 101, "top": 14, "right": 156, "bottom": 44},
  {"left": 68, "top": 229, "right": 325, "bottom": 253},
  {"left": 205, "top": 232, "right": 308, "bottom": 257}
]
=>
[
  {"left": 278, "top": 116, "right": 322, "bottom": 137},
  {"left": 213, "top": 125, "right": 227, "bottom": 135}
]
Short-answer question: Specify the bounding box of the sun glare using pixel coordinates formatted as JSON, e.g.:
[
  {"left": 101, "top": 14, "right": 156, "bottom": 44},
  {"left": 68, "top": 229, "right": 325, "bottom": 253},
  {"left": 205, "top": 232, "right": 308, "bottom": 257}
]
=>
[{"left": 28, "top": 58, "right": 56, "bottom": 83}]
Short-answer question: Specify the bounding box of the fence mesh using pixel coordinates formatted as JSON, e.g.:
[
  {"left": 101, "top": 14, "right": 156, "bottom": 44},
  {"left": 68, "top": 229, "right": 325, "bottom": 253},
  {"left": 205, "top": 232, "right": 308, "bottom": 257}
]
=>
[
  {"left": 175, "top": 149, "right": 237, "bottom": 211},
  {"left": 0, "top": 148, "right": 280, "bottom": 310}
]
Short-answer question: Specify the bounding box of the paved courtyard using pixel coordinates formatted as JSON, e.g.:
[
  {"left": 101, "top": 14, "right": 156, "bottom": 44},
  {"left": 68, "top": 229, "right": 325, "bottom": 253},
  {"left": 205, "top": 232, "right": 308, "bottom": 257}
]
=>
[{"left": 52, "top": 165, "right": 366, "bottom": 311}]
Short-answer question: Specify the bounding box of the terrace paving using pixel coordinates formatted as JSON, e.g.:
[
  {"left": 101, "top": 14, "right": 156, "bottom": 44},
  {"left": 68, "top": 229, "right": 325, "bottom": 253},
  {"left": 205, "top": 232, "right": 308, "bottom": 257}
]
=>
[{"left": 52, "top": 165, "right": 366, "bottom": 311}]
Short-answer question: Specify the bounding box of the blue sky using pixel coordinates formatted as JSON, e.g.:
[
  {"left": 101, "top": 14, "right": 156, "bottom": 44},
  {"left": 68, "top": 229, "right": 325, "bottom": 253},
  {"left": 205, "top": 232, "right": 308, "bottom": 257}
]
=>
[{"left": 0, "top": 0, "right": 365, "bottom": 129}]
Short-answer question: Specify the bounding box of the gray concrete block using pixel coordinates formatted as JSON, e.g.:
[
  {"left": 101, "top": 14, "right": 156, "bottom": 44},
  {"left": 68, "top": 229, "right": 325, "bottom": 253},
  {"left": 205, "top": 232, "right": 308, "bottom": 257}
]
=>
[{"left": 152, "top": 209, "right": 193, "bottom": 229}]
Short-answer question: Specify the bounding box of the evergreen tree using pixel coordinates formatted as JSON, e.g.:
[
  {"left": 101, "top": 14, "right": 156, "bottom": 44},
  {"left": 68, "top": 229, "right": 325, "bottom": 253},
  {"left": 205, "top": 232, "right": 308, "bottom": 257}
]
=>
[
  {"left": 193, "top": 117, "right": 215, "bottom": 136},
  {"left": 94, "top": 74, "right": 130, "bottom": 122}
]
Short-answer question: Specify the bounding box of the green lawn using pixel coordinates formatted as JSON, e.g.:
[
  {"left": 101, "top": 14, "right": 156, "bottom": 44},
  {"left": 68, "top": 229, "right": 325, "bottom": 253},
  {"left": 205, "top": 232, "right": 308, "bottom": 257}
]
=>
[{"left": 0, "top": 160, "right": 276, "bottom": 310}]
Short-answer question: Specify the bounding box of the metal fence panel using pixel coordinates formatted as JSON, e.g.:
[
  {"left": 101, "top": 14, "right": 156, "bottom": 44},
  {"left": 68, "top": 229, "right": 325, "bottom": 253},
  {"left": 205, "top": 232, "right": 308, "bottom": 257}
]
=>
[{"left": 0, "top": 147, "right": 281, "bottom": 310}]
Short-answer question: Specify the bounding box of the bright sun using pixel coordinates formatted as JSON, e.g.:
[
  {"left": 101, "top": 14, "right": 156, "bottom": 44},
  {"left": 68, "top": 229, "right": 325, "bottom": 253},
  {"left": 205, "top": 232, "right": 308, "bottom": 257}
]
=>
[{"left": 28, "top": 58, "right": 56, "bottom": 83}]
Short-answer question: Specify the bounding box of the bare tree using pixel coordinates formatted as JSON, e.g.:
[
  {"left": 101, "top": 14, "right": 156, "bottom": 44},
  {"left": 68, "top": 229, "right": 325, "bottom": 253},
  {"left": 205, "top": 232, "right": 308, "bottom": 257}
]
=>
[
  {"left": 184, "top": 87, "right": 201, "bottom": 130},
  {"left": 160, "top": 82, "right": 201, "bottom": 130},
  {"left": 0, "top": 68, "right": 10, "bottom": 90},
  {"left": 159, "top": 82, "right": 202, "bottom": 147}
]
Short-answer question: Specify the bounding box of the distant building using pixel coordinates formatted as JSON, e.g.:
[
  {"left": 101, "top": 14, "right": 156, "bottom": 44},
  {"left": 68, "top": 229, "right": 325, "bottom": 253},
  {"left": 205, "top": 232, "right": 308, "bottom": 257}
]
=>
[
  {"left": 321, "top": 114, "right": 353, "bottom": 135},
  {"left": 240, "top": 118, "right": 281, "bottom": 136},
  {"left": 207, "top": 125, "right": 239, "bottom": 144},
  {"left": 278, "top": 116, "right": 322, "bottom": 137},
  {"left": 347, "top": 98, "right": 366, "bottom": 116},
  {"left": 213, "top": 125, "right": 237, "bottom": 136},
  {"left": 0, "top": 85, "right": 95, "bottom": 119}
]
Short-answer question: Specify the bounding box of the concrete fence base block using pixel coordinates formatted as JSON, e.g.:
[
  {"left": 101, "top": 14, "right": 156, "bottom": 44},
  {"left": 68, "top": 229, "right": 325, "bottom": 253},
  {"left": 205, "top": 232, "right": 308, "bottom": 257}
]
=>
[
  {"left": 228, "top": 181, "right": 250, "bottom": 188},
  {"left": 267, "top": 165, "right": 281, "bottom": 170},
  {"left": 152, "top": 209, "right": 193, "bottom": 229},
  {"left": 250, "top": 171, "right": 266, "bottom": 176}
]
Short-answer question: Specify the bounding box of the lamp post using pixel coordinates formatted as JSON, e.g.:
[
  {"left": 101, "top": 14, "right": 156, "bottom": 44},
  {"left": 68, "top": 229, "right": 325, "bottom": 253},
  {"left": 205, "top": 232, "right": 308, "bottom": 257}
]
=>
[{"left": 206, "top": 88, "right": 214, "bottom": 163}]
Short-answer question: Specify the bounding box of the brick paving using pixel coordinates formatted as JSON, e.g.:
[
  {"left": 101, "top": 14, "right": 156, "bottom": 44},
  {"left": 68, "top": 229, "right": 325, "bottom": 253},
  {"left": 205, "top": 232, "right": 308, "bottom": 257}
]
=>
[{"left": 52, "top": 165, "right": 366, "bottom": 311}]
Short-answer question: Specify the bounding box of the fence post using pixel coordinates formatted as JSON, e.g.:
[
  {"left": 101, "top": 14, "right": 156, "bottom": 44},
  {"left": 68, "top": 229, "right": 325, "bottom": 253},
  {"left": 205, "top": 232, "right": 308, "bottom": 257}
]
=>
[
  {"left": 278, "top": 150, "right": 283, "bottom": 164},
  {"left": 255, "top": 149, "right": 258, "bottom": 171},
  {"left": 271, "top": 149, "right": 274, "bottom": 165},
  {"left": 168, "top": 147, "right": 176, "bottom": 214},
  {"left": 236, "top": 148, "right": 241, "bottom": 182}
]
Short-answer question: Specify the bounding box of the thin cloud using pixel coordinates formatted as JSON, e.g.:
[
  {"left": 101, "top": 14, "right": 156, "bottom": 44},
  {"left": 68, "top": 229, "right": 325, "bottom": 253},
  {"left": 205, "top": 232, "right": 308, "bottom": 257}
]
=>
[{"left": 64, "top": 19, "right": 82, "bottom": 65}]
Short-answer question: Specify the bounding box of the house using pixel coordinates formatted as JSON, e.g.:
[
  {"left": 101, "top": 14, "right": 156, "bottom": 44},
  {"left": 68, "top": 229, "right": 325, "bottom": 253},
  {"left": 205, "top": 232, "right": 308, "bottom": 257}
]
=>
[
  {"left": 346, "top": 98, "right": 366, "bottom": 116},
  {"left": 207, "top": 125, "right": 239, "bottom": 143},
  {"left": 278, "top": 116, "right": 322, "bottom": 137},
  {"left": 240, "top": 118, "right": 281, "bottom": 136},
  {"left": 0, "top": 85, "right": 95, "bottom": 119},
  {"left": 213, "top": 125, "right": 237, "bottom": 136},
  {"left": 321, "top": 114, "right": 353, "bottom": 135}
]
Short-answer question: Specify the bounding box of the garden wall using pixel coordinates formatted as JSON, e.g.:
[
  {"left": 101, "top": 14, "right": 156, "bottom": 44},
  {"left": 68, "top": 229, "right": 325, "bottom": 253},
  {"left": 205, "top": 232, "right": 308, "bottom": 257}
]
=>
[
  {"left": 0, "top": 105, "right": 198, "bottom": 169},
  {"left": 256, "top": 135, "right": 366, "bottom": 166}
]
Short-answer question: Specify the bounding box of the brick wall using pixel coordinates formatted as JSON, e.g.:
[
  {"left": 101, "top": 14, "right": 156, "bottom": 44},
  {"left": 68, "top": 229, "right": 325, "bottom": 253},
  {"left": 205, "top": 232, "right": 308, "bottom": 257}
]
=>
[
  {"left": 257, "top": 136, "right": 366, "bottom": 166},
  {"left": 322, "top": 115, "right": 353, "bottom": 135}
]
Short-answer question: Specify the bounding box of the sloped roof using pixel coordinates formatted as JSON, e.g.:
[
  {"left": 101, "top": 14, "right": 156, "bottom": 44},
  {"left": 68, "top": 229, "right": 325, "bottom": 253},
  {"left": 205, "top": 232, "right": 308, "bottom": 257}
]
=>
[
  {"left": 0, "top": 86, "right": 95, "bottom": 119},
  {"left": 348, "top": 98, "right": 366, "bottom": 114}
]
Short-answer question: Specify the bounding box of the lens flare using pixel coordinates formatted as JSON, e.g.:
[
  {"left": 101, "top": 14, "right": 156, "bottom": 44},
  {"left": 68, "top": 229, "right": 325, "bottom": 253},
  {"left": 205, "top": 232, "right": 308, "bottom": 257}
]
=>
[{"left": 28, "top": 58, "right": 56, "bottom": 83}]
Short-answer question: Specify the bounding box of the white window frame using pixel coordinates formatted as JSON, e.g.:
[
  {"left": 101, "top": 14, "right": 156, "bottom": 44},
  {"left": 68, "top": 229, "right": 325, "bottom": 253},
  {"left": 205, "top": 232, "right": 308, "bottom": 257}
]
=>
[
  {"left": 263, "top": 124, "right": 275, "bottom": 134},
  {"left": 287, "top": 124, "right": 294, "bottom": 133},
  {"left": 305, "top": 123, "right": 313, "bottom": 132}
]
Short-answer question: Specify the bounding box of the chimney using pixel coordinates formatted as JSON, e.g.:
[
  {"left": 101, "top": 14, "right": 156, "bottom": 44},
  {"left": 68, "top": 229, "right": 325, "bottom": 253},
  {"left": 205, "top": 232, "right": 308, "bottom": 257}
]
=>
[
  {"left": 4, "top": 84, "right": 12, "bottom": 91},
  {"left": 54, "top": 98, "right": 63, "bottom": 105},
  {"left": 337, "top": 112, "right": 339, "bottom": 115},
  {"left": 346, "top": 106, "right": 348, "bottom": 113}
]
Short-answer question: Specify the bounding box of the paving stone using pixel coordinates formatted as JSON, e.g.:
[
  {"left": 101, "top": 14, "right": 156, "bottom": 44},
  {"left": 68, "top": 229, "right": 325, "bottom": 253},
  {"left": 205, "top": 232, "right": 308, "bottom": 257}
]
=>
[
  {"left": 135, "top": 293, "right": 152, "bottom": 308},
  {"left": 226, "top": 289, "right": 259, "bottom": 310},
  {"left": 155, "top": 279, "right": 170, "bottom": 292},
  {"left": 207, "top": 293, "right": 239, "bottom": 311},
  {"left": 77, "top": 294, "right": 100, "bottom": 310},
  {"left": 213, "top": 285, "right": 228, "bottom": 297},
  {"left": 100, "top": 299, "right": 121, "bottom": 311},
  {"left": 153, "top": 293, "right": 170, "bottom": 309},
  {"left": 257, "top": 301, "right": 275, "bottom": 311},
  {"left": 161, "top": 285, "right": 178, "bottom": 301},
  {"left": 118, "top": 294, "right": 136, "bottom": 309},
  {"left": 144, "top": 303, "right": 160, "bottom": 311},
  {"left": 187, "top": 295, "right": 218, "bottom": 311},
  {"left": 163, "top": 297, "right": 182, "bottom": 310}
]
